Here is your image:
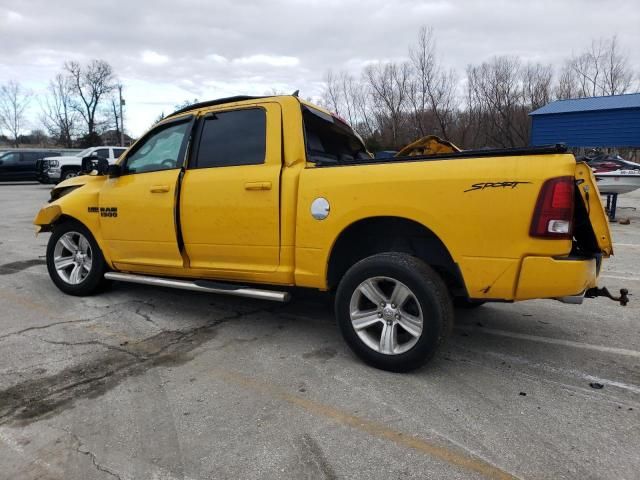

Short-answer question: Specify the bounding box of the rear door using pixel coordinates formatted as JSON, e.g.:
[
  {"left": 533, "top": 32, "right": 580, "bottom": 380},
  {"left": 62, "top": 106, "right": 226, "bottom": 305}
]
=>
[
  {"left": 21, "top": 152, "right": 40, "bottom": 179},
  {"left": 575, "top": 162, "right": 613, "bottom": 256},
  {"left": 180, "top": 104, "right": 282, "bottom": 273}
]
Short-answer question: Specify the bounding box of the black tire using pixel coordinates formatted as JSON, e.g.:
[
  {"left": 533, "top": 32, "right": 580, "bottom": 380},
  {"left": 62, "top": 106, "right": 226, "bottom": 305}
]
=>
[
  {"left": 454, "top": 298, "right": 486, "bottom": 309},
  {"left": 335, "top": 252, "right": 453, "bottom": 372},
  {"left": 61, "top": 167, "right": 80, "bottom": 181},
  {"left": 46, "top": 220, "right": 108, "bottom": 296}
]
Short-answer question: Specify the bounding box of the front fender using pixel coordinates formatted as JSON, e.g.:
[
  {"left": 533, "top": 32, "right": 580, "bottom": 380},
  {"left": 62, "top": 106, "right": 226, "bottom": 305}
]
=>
[
  {"left": 34, "top": 205, "right": 62, "bottom": 233},
  {"left": 32, "top": 174, "right": 114, "bottom": 268}
]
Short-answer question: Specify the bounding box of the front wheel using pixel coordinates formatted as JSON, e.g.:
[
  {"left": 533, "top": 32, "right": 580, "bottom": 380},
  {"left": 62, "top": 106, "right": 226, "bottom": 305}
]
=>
[
  {"left": 61, "top": 168, "right": 80, "bottom": 181},
  {"left": 46, "top": 220, "right": 108, "bottom": 296},
  {"left": 335, "top": 253, "right": 453, "bottom": 372}
]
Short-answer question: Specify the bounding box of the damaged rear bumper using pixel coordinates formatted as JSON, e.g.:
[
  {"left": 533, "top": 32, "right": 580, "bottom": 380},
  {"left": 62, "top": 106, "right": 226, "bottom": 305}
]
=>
[
  {"left": 515, "top": 255, "right": 629, "bottom": 306},
  {"left": 515, "top": 256, "right": 598, "bottom": 301}
]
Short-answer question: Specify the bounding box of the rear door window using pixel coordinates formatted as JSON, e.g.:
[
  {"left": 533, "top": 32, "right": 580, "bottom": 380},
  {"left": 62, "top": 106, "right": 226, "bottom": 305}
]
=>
[{"left": 194, "top": 108, "right": 266, "bottom": 168}]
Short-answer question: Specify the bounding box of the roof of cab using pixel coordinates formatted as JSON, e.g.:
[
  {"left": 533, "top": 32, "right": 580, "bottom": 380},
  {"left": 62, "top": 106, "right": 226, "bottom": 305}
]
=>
[{"left": 166, "top": 94, "right": 334, "bottom": 119}]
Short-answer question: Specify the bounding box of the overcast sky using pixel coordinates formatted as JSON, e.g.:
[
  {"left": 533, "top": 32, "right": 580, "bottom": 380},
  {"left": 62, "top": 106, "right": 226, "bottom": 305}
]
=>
[{"left": 1, "top": 0, "right": 639, "bottom": 137}]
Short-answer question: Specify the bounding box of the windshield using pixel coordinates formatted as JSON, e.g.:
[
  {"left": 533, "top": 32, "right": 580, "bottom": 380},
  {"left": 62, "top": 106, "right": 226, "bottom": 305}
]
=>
[
  {"left": 75, "top": 148, "right": 94, "bottom": 157},
  {"left": 302, "top": 106, "right": 370, "bottom": 165}
]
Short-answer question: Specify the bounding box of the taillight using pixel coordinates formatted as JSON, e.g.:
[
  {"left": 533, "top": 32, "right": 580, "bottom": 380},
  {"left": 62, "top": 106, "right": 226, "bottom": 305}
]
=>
[{"left": 530, "top": 176, "right": 574, "bottom": 239}]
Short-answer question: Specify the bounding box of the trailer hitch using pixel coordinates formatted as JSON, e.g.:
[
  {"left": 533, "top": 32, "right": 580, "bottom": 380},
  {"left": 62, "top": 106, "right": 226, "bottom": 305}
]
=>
[{"left": 585, "top": 287, "right": 630, "bottom": 306}]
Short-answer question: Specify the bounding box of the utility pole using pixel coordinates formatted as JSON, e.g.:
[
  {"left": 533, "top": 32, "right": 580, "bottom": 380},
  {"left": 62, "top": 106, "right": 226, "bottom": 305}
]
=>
[{"left": 118, "top": 84, "right": 125, "bottom": 146}]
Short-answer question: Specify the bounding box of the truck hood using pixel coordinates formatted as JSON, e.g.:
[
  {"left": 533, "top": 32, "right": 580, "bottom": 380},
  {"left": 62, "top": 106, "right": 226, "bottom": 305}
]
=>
[
  {"left": 53, "top": 173, "right": 106, "bottom": 190},
  {"left": 44, "top": 155, "right": 78, "bottom": 161}
]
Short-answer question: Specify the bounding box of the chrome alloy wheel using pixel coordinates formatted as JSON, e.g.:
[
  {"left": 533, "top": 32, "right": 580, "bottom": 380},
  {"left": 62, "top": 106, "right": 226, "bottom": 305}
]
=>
[
  {"left": 53, "top": 231, "right": 93, "bottom": 285},
  {"left": 349, "top": 276, "right": 424, "bottom": 355}
]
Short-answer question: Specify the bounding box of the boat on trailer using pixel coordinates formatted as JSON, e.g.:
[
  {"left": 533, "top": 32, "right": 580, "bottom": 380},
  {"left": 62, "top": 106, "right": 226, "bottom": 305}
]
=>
[{"left": 594, "top": 169, "right": 640, "bottom": 195}]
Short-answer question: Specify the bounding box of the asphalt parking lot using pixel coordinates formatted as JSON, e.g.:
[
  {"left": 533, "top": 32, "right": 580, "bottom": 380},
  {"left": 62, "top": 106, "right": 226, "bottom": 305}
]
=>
[{"left": 0, "top": 183, "right": 638, "bottom": 480}]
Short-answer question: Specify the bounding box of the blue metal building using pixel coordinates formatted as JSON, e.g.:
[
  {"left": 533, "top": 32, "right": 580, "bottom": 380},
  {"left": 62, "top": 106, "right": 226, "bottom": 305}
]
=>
[{"left": 530, "top": 93, "right": 640, "bottom": 147}]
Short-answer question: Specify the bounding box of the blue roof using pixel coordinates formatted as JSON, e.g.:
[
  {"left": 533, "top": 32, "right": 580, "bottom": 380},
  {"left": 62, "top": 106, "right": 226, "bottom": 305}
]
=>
[{"left": 530, "top": 93, "right": 640, "bottom": 116}]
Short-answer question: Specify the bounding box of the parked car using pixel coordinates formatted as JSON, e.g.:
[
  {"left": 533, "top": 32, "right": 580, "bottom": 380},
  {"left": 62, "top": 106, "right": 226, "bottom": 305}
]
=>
[
  {"left": 42, "top": 146, "right": 127, "bottom": 184},
  {"left": 34, "top": 95, "right": 622, "bottom": 372},
  {"left": 0, "top": 149, "right": 61, "bottom": 182}
]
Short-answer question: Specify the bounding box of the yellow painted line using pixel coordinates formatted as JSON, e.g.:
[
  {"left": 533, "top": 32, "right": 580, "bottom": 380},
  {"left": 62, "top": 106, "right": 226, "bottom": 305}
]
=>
[
  {"left": 0, "top": 289, "right": 61, "bottom": 316},
  {"left": 211, "top": 368, "right": 519, "bottom": 480},
  {"left": 601, "top": 274, "right": 640, "bottom": 282},
  {"left": 457, "top": 326, "right": 640, "bottom": 359}
]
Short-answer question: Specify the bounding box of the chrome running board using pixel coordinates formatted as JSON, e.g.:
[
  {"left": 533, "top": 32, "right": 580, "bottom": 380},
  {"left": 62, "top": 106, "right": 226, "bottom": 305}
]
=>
[{"left": 104, "top": 272, "right": 290, "bottom": 302}]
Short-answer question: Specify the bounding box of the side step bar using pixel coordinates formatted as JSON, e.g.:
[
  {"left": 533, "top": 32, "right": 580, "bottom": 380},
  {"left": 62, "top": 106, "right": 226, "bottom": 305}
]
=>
[{"left": 104, "top": 272, "right": 290, "bottom": 303}]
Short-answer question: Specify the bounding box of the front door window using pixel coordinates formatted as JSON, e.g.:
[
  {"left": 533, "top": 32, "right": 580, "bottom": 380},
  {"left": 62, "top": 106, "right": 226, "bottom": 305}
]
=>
[{"left": 124, "top": 122, "right": 190, "bottom": 174}]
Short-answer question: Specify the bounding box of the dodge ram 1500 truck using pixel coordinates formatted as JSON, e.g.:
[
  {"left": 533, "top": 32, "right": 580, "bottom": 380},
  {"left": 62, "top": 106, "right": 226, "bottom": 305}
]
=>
[{"left": 34, "top": 94, "right": 624, "bottom": 372}]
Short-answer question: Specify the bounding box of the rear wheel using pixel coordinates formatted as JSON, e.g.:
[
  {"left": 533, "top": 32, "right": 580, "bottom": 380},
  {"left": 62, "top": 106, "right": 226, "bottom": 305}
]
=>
[
  {"left": 335, "top": 253, "right": 453, "bottom": 372},
  {"left": 46, "top": 220, "right": 108, "bottom": 296}
]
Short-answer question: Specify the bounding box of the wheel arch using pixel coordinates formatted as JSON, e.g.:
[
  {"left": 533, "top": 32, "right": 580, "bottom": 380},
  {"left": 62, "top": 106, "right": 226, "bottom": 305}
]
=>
[
  {"left": 45, "top": 213, "right": 114, "bottom": 269},
  {"left": 326, "top": 216, "right": 467, "bottom": 296}
]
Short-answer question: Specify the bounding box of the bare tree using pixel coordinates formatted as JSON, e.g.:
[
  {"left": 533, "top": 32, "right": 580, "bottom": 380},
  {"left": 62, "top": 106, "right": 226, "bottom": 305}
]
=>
[
  {"left": 321, "top": 70, "right": 375, "bottom": 140},
  {"left": 0, "top": 80, "right": 32, "bottom": 147},
  {"left": 41, "top": 73, "right": 78, "bottom": 147},
  {"left": 602, "top": 36, "right": 634, "bottom": 95},
  {"left": 554, "top": 64, "right": 578, "bottom": 100},
  {"left": 565, "top": 36, "right": 635, "bottom": 97},
  {"left": 65, "top": 59, "right": 116, "bottom": 144},
  {"left": 522, "top": 62, "right": 553, "bottom": 110},
  {"left": 407, "top": 26, "right": 458, "bottom": 140},
  {"left": 466, "top": 56, "right": 528, "bottom": 148},
  {"left": 365, "top": 62, "right": 411, "bottom": 148}
]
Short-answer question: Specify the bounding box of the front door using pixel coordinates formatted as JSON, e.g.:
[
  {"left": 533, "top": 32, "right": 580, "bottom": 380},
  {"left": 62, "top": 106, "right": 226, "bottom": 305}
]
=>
[
  {"left": 180, "top": 104, "right": 282, "bottom": 273},
  {"left": 99, "top": 116, "right": 193, "bottom": 268}
]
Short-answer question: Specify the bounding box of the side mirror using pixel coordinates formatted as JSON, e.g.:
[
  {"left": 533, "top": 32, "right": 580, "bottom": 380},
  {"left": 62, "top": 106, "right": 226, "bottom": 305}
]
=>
[
  {"left": 107, "top": 164, "right": 122, "bottom": 178},
  {"left": 81, "top": 156, "right": 110, "bottom": 175}
]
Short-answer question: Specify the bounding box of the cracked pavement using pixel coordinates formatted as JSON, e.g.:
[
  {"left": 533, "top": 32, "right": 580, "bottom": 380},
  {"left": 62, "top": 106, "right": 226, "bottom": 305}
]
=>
[{"left": 0, "top": 183, "right": 639, "bottom": 479}]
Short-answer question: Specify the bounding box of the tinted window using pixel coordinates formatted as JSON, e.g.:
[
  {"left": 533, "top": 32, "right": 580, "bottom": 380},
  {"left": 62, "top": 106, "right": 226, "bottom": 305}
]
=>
[
  {"left": 302, "top": 106, "right": 369, "bottom": 164},
  {"left": 94, "top": 148, "right": 110, "bottom": 158},
  {"left": 113, "top": 148, "right": 126, "bottom": 158},
  {"left": 23, "top": 152, "right": 44, "bottom": 161},
  {"left": 195, "top": 109, "right": 266, "bottom": 168},
  {"left": 125, "top": 121, "right": 190, "bottom": 174},
  {"left": 0, "top": 152, "right": 20, "bottom": 165}
]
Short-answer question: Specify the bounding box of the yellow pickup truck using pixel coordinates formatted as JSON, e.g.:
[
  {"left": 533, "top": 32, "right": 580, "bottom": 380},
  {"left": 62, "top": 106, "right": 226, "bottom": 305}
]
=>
[{"left": 34, "top": 94, "right": 624, "bottom": 371}]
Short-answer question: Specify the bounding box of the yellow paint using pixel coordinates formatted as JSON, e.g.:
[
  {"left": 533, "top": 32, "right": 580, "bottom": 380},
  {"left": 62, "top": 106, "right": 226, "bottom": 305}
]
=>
[
  {"left": 515, "top": 256, "right": 597, "bottom": 300},
  {"left": 34, "top": 95, "right": 612, "bottom": 302},
  {"left": 33, "top": 204, "right": 61, "bottom": 229},
  {"left": 574, "top": 162, "right": 613, "bottom": 255},
  {"left": 211, "top": 368, "right": 519, "bottom": 480}
]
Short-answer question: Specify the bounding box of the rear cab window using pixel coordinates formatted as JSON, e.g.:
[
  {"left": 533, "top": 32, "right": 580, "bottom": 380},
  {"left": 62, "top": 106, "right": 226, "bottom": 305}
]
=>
[{"left": 302, "top": 105, "right": 370, "bottom": 165}]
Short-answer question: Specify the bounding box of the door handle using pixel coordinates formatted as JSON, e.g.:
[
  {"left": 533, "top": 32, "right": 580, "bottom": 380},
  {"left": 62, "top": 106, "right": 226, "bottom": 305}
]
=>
[
  {"left": 244, "top": 181, "right": 272, "bottom": 191},
  {"left": 150, "top": 185, "right": 170, "bottom": 193}
]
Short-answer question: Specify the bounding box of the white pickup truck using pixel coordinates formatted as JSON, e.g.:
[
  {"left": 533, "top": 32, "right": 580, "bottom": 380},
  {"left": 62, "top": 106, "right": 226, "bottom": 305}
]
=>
[{"left": 42, "top": 146, "right": 127, "bottom": 183}]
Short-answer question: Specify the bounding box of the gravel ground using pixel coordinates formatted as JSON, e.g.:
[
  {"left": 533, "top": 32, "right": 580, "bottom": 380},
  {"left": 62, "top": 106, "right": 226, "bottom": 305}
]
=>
[{"left": 0, "top": 182, "right": 638, "bottom": 480}]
